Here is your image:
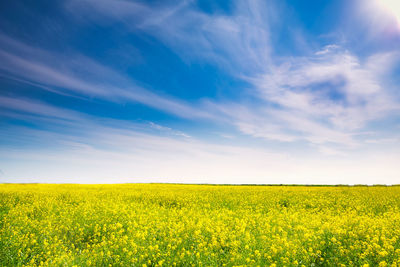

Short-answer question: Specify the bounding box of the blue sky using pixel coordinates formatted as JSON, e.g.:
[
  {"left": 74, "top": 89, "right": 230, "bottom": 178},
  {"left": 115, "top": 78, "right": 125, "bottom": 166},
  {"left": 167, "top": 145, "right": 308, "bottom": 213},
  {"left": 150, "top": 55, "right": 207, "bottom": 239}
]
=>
[{"left": 0, "top": 0, "right": 400, "bottom": 184}]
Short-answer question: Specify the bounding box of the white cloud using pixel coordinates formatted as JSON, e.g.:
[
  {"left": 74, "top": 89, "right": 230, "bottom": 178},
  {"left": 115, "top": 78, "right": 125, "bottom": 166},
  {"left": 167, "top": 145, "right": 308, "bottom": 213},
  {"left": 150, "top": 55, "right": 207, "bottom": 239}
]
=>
[
  {"left": 364, "top": 138, "right": 399, "bottom": 144},
  {"left": 0, "top": 96, "right": 294, "bottom": 184},
  {"left": 1, "top": 128, "right": 399, "bottom": 184},
  {"left": 238, "top": 48, "right": 400, "bottom": 149},
  {"left": 1, "top": 100, "right": 399, "bottom": 184},
  {"left": 0, "top": 95, "right": 84, "bottom": 121},
  {"left": 148, "top": 122, "right": 191, "bottom": 138},
  {"left": 62, "top": 0, "right": 400, "bottom": 152},
  {"left": 315, "top": 44, "right": 340, "bottom": 55},
  {"left": 0, "top": 34, "right": 213, "bottom": 120},
  {"left": 66, "top": 0, "right": 273, "bottom": 74}
]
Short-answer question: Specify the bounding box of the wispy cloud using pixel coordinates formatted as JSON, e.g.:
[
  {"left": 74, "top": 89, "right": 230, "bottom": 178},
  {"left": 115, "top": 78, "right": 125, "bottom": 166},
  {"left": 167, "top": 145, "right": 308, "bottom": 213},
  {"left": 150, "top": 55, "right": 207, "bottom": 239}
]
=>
[
  {"left": 64, "top": 0, "right": 400, "bottom": 154},
  {"left": 148, "top": 122, "right": 191, "bottom": 138},
  {"left": 241, "top": 48, "right": 400, "bottom": 147},
  {"left": 0, "top": 95, "right": 197, "bottom": 141},
  {"left": 0, "top": 96, "right": 298, "bottom": 184},
  {"left": 364, "top": 138, "right": 400, "bottom": 144},
  {"left": 0, "top": 34, "right": 213, "bottom": 120},
  {"left": 1, "top": 119, "right": 399, "bottom": 184},
  {"left": 0, "top": 95, "right": 83, "bottom": 121},
  {"left": 65, "top": 0, "right": 273, "bottom": 74}
]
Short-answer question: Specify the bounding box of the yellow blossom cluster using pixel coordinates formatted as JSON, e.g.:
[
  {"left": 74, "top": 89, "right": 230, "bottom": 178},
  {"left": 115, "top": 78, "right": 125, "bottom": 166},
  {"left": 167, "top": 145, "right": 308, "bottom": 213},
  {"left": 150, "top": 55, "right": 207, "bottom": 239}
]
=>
[{"left": 1, "top": 184, "right": 400, "bottom": 266}]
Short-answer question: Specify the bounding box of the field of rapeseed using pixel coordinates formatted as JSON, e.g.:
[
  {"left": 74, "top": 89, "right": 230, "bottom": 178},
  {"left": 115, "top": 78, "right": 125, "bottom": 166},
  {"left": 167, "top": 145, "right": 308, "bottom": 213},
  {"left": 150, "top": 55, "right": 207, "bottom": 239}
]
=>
[{"left": 1, "top": 184, "right": 400, "bottom": 266}]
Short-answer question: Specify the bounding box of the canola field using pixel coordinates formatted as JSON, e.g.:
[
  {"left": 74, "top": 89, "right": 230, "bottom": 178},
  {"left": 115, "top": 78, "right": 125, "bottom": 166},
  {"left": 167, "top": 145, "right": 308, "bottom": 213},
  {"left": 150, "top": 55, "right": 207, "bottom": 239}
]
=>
[{"left": 1, "top": 184, "right": 400, "bottom": 266}]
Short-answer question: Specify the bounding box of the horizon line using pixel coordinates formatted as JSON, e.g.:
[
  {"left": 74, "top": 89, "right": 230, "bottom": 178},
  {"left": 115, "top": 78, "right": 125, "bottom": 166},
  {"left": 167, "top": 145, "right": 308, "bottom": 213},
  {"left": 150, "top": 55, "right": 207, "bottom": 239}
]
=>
[{"left": 1, "top": 182, "right": 398, "bottom": 187}]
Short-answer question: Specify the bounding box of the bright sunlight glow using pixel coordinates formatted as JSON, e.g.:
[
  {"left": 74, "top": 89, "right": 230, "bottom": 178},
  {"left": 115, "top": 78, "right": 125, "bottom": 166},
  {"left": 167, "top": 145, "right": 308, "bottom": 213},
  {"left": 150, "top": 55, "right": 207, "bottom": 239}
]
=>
[{"left": 380, "top": 0, "right": 400, "bottom": 26}]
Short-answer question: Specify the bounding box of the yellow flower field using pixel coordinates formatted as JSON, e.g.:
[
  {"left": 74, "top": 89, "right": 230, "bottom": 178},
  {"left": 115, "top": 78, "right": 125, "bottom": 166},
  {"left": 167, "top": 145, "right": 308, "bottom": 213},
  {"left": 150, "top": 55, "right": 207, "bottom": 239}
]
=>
[{"left": 1, "top": 184, "right": 400, "bottom": 266}]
